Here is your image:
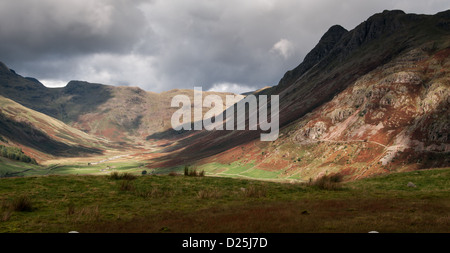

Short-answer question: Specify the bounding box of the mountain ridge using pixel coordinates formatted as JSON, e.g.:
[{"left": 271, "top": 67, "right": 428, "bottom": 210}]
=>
[
  {"left": 0, "top": 65, "right": 244, "bottom": 142},
  {"left": 143, "top": 9, "right": 450, "bottom": 180}
]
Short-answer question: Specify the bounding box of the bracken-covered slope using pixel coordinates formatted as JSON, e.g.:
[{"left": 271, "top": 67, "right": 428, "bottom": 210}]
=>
[{"left": 148, "top": 10, "right": 450, "bottom": 180}]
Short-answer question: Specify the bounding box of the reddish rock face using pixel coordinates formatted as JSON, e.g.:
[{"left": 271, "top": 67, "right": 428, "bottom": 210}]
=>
[{"left": 152, "top": 10, "right": 450, "bottom": 180}]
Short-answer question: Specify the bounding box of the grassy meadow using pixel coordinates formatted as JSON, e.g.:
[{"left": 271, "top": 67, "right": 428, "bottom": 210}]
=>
[
  {"left": 0, "top": 157, "right": 146, "bottom": 178},
  {"left": 0, "top": 166, "right": 448, "bottom": 233}
]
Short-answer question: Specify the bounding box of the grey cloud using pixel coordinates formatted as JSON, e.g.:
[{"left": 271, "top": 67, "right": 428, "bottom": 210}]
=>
[
  {"left": 0, "top": 0, "right": 149, "bottom": 74},
  {"left": 0, "top": 0, "right": 449, "bottom": 93}
]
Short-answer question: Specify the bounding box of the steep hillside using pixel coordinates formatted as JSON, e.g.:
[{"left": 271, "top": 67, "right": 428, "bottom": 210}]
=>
[
  {"left": 148, "top": 10, "right": 450, "bottom": 180},
  {"left": 0, "top": 64, "right": 242, "bottom": 142},
  {"left": 0, "top": 95, "right": 107, "bottom": 162},
  {"left": 71, "top": 87, "right": 243, "bottom": 142}
]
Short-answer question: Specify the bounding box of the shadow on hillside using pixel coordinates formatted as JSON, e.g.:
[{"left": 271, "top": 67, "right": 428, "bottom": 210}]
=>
[
  {"left": 0, "top": 112, "right": 102, "bottom": 157},
  {"left": 0, "top": 71, "right": 114, "bottom": 123},
  {"left": 398, "top": 96, "right": 450, "bottom": 170}
]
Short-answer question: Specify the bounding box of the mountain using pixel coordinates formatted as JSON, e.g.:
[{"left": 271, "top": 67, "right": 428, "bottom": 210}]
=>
[
  {"left": 0, "top": 64, "right": 243, "bottom": 143},
  {"left": 0, "top": 95, "right": 107, "bottom": 162},
  {"left": 0, "top": 60, "right": 244, "bottom": 168},
  {"left": 146, "top": 10, "right": 450, "bottom": 180},
  {"left": 0, "top": 9, "right": 448, "bottom": 181}
]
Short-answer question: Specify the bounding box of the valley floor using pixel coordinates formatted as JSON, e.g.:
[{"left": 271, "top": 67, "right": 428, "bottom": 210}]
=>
[{"left": 0, "top": 167, "right": 448, "bottom": 233}]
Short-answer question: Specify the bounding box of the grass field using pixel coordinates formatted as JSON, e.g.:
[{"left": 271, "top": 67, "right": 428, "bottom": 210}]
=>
[
  {"left": 0, "top": 157, "right": 47, "bottom": 177},
  {"left": 0, "top": 167, "right": 448, "bottom": 233},
  {"left": 154, "top": 161, "right": 286, "bottom": 182},
  {"left": 0, "top": 158, "right": 146, "bottom": 178}
]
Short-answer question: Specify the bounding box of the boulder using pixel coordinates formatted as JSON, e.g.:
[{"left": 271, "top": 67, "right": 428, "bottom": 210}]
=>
[{"left": 407, "top": 182, "right": 417, "bottom": 188}]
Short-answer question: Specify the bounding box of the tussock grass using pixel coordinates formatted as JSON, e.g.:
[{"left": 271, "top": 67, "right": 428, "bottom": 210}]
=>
[
  {"left": 119, "top": 180, "right": 136, "bottom": 191},
  {"left": 65, "top": 202, "right": 100, "bottom": 221},
  {"left": 0, "top": 196, "right": 34, "bottom": 221},
  {"left": 1, "top": 209, "right": 12, "bottom": 222},
  {"left": 184, "top": 166, "right": 205, "bottom": 177},
  {"left": 66, "top": 202, "right": 76, "bottom": 216},
  {"left": 10, "top": 196, "right": 34, "bottom": 212},
  {"left": 69, "top": 205, "right": 101, "bottom": 222},
  {"left": 109, "top": 172, "right": 137, "bottom": 180},
  {"left": 134, "top": 187, "right": 173, "bottom": 198},
  {"left": 309, "top": 173, "right": 344, "bottom": 190},
  {"left": 241, "top": 185, "right": 267, "bottom": 198},
  {"left": 197, "top": 188, "right": 222, "bottom": 199},
  {"left": 168, "top": 172, "right": 179, "bottom": 176},
  {"left": 77, "top": 205, "right": 100, "bottom": 222}
]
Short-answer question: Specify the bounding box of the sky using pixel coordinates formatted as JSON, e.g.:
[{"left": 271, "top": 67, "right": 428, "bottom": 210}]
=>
[{"left": 0, "top": 0, "right": 448, "bottom": 94}]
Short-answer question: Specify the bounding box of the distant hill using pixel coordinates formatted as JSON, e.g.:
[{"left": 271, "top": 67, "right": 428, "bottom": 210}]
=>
[
  {"left": 0, "top": 63, "right": 242, "bottom": 142},
  {"left": 0, "top": 95, "right": 107, "bottom": 162}
]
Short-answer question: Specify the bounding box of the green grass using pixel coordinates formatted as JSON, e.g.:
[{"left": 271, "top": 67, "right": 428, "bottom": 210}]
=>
[
  {"left": 349, "top": 168, "right": 450, "bottom": 198},
  {"left": 220, "top": 162, "right": 254, "bottom": 175},
  {"left": 0, "top": 158, "right": 146, "bottom": 178},
  {"left": 152, "top": 165, "right": 186, "bottom": 175},
  {"left": 196, "top": 162, "right": 229, "bottom": 174},
  {"left": 196, "top": 161, "right": 283, "bottom": 180},
  {"left": 240, "top": 168, "right": 282, "bottom": 179},
  {"left": 49, "top": 161, "right": 144, "bottom": 175},
  {"left": 0, "top": 157, "right": 47, "bottom": 177},
  {"left": 0, "top": 145, "right": 37, "bottom": 165},
  {"left": 0, "top": 167, "right": 448, "bottom": 233}
]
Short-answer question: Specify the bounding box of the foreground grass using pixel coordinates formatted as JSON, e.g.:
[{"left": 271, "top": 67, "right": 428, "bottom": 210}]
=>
[{"left": 0, "top": 167, "right": 449, "bottom": 233}]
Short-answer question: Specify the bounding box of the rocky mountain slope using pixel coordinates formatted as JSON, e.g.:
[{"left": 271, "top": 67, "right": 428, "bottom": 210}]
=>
[{"left": 148, "top": 10, "right": 450, "bottom": 180}]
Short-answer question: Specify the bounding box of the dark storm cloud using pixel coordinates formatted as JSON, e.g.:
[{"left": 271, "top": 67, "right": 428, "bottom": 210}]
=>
[
  {"left": 0, "top": 0, "right": 449, "bottom": 93},
  {"left": 0, "top": 0, "right": 148, "bottom": 59},
  {"left": 0, "top": 0, "right": 151, "bottom": 83}
]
